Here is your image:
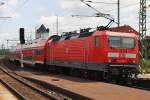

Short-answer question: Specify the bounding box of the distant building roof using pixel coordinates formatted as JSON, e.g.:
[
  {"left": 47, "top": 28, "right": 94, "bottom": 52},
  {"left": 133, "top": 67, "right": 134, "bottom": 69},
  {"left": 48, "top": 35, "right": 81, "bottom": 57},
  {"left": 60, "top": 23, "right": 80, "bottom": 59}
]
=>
[
  {"left": 110, "top": 25, "right": 138, "bottom": 34},
  {"left": 36, "top": 24, "right": 49, "bottom": 33}
]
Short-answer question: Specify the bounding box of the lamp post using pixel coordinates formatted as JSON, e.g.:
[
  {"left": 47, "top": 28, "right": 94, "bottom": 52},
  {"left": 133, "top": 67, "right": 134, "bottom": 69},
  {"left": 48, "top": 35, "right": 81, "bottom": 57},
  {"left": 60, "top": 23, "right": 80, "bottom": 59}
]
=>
[
  {"left": 117, "top": 0, "right": 120, "bottom": 27},
  {"left": 56, "top": 15, "right": 58, "bottom": 35}
]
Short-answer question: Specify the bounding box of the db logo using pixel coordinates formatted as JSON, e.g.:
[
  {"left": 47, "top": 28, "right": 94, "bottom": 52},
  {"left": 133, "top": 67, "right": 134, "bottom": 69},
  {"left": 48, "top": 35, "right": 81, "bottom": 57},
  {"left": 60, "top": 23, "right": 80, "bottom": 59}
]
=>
[{"left": 119, "top": 53, "right": 125, "bottom": 57}]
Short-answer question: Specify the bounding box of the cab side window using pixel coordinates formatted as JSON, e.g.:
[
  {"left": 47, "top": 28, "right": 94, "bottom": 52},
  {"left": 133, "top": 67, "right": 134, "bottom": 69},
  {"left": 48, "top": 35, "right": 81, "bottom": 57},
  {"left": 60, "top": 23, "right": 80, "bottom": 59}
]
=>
[{"left": 95, "top": 36, "right": 100, "bottom": 47}]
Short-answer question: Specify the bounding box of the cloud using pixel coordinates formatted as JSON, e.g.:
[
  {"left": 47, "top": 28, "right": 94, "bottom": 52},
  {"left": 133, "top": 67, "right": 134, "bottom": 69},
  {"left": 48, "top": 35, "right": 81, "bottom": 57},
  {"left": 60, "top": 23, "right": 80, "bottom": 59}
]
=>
[
  {"left": 58, "top": 0, "right": 95, "bottom": 15},
  {"left": 0, "top": 31, "right": 19, "bottom": 48},
  {"left": 39, "top": 6, "right": 45, "bottom": 12},
  {"left": 36, "top": 0, "right": 142, "bottom": 35},
  {"left": 8, "top": 0, "right": 18, "bottom": 6},
  {"left": 37, "top": 16, "right": 64, "bottom": 25},
  {"left": 36, "top": 15, "right": 109, "bottom": 35},
  {"left": 58, "top": 0, "right": 139, "bottom": 15},
  {"left": 11, "top": 13, "right": 20, "bottom": 18},
  {"left": 59, "top": 0, "right": 81, "bottom": 9},
  {"left": 58, "top": 0, "right": 139, "bottom": 22},
  {"left": 0, "top": 0, "right": 19, "bottom": 19},
  {"left": 57, "top": 0, "right": 150, "bottom": 34}
]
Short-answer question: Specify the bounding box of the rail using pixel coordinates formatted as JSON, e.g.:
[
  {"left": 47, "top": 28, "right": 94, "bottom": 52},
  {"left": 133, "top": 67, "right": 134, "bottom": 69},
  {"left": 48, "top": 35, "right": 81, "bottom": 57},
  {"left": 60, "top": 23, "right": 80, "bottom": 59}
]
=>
[{"left": 0, "top": 66, "right": 60, "bottom": 100}]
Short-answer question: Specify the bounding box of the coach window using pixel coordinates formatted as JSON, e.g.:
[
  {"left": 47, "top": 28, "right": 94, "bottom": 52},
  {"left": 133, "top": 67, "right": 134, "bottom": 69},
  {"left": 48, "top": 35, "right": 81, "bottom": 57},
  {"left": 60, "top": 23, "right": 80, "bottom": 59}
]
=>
[
  {"left": 95, "top": 36, "right": 100, "bottom": 47},
  {"left": 35, "top": 49, "right": 43, "bottom": 55},
  {"left": 35, "top": 50, "right": 37, "bottom": 55},
  {"left": 40, "top": 49, "right": 43, "bottom": 55}
]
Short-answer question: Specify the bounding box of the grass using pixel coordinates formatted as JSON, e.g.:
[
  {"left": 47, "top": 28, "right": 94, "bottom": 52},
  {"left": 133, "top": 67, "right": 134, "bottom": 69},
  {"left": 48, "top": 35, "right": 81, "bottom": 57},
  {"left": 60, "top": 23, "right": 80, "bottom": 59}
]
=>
[
  {"left": 0, "top": 55, "right": 6, "bottom": 59},
  {"left": 0, "top": 49, "right": 9, "bottom": 59},
  {"left": 140, "top": 60, "right": 150, "bottom": 73}
]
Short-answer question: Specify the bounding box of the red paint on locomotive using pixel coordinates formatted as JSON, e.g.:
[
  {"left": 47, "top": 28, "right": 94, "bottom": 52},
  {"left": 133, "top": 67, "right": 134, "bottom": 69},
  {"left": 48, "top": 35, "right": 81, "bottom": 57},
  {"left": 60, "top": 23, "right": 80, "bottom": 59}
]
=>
[{"left": 8, "top": 25, "right": 140, "bottom": 77}]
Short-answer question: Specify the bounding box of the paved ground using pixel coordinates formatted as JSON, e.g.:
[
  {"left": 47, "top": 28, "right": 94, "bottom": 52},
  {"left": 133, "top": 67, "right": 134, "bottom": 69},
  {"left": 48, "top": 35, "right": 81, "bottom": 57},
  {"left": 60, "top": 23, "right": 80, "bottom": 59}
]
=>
[
  {"left": 16, "top": 71, "right": 150, "bottom": 100},
  {"left": 138, "top": 74, "right": 150, "bottom": 79},
  {"left": 0, "top": 83, "right": 18, "bottom": 100}
]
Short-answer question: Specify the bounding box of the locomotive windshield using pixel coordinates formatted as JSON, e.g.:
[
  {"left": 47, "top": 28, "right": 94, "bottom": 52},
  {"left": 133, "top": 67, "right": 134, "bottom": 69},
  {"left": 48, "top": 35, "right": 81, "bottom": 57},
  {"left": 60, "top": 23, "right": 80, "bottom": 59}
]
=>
[{"left": 109, "top": 36, "right": 135, "bottom": 48}]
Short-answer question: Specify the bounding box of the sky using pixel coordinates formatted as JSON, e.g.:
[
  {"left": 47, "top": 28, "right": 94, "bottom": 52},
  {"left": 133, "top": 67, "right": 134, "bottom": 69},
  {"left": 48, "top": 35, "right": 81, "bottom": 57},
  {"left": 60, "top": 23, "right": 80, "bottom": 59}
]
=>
[{"left": 0, "top": 0, "right": 149, "bottom": 48}]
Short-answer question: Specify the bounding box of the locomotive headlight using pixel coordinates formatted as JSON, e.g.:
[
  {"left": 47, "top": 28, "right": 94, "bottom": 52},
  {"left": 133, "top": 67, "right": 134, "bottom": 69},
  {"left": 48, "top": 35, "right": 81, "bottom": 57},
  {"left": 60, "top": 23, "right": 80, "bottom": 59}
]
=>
[
  {"left": 125, "top": 53, "right": 136, "bottom": 58},
  {"left": 108, "top": 52, "right": 119, "bottom": 58},
  {"left": 108, "top": 59, "right": 112, "bottom": 63},
  {"left": 133, "top": 60, "right": 136, "bottom": 63}
]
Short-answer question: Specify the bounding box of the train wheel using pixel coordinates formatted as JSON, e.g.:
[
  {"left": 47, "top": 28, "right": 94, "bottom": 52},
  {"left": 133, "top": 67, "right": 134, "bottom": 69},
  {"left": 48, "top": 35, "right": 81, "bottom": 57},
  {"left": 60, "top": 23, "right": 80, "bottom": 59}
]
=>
[
  {"left": 103, "top": 71, "right": 113, "bottom": 82},
  {"left": 97, "top": 71, "right": 105, "bottom": 81},
  {"left": 48, "top": 65, "right": 56, "bottom": 74},
  {"left": 89, "top": 71, "right": 97, "bottom": 80},
  {"left": 80, "top": 70, "right": 88, "bottom": 78},
  {"left": 63, "top": 67, "right": 70, "bottom": 75},
  {"left": 70, "top": 68, "right": 80, "bottom": 77}
]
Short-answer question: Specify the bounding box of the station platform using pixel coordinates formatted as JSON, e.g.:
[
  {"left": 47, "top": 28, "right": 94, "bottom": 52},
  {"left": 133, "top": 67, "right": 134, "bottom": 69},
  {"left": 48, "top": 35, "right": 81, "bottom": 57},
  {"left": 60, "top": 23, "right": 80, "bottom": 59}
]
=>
[
  {"left": 18, "top": 72, "right": 150, "bottom": 100},
  {"left": 0, "top": 83, "right": 17, "bottom": 100},
  {"left": 138, "top": 74, "right": 150, "bottom": 79}
]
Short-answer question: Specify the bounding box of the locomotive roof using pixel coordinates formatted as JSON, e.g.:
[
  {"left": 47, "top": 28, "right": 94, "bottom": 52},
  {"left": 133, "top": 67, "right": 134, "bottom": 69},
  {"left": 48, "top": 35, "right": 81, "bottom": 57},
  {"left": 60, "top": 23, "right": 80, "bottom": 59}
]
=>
[
  {"left": 106, "top": 31, "right": 137, "bottom": 37},
  {"left": 15, "top": 25, "right": 138, "bottom": 50},
  {"left": 50, "top": 25, "right": 138, "bottom": 41},
  {"left": 93, "top": 31, "right": 137, "bottom": 37}
]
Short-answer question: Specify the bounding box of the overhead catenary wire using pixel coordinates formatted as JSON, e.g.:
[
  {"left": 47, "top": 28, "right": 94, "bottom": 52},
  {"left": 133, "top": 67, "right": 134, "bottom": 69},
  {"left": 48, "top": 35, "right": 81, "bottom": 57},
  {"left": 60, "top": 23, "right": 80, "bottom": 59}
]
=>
[
  {"left": 2, "top": 1, "right": 144, "bottom": 36},
  {"left": 85, "top": 0, "right": 120, "bottom": 27},
  {"left": 58, "top": 1, "right": 140, "bottom": 34},
  {"left": 85, "top": 1, "right": 117, "bottom": 5},
  {"left": 80, "top": 0, "right": 116, "bottom": 27},
  {"left": 0, "top": 0, "right": 30, "bottom": 47},
  {"left": 82, "top": 0, "right": 140, "bottom": 28},
  {"left": 107, "top": 3, "right": 139, "bottom": 12},
  {"left": 0, "top": 0, "right": 29, "bottom": 20}
]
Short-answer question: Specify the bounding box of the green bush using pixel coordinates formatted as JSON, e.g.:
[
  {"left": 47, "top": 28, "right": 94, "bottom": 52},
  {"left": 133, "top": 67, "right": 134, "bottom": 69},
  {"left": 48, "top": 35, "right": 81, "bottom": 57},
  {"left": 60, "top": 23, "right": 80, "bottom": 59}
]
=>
[
  {"left": 140, "top": 60, "right": 150, "bottom": 73},
  {"left": 0, "top": 49, "right": 9, "bottom": 59}
]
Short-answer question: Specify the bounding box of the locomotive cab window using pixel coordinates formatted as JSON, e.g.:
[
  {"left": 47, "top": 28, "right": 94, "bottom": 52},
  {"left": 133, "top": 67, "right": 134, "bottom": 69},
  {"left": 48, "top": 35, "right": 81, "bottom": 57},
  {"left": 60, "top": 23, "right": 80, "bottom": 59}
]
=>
[
  {"left": 108, "top": 36, "right": 136, "bottom": 48},
  {"left": 108, "top": 36, "right": 121, "bottom": 48},
  {"left": 95, "top": 36, "right": 100, "bottom": 47},
  {"left": 122, "top": 37, "right": 135, "bottom": 48}
]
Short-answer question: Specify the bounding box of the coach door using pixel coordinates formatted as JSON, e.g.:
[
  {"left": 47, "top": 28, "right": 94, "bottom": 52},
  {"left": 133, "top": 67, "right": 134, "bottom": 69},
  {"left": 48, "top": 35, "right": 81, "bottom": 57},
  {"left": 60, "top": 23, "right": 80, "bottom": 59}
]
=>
[
  {"left": 32, "top": 49, "right": 35, "bottom": 61},
  {"left": 49, "top": 43, "right": 54, "bottom": 64},
  {"left": 83, "top": 40, "right": 90, "bottom": 68}
]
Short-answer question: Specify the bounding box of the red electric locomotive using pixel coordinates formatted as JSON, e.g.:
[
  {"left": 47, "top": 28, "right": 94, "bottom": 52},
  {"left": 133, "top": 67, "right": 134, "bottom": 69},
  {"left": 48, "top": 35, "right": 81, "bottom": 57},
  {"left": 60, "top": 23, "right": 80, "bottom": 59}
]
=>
[{"left": 9, "top": 25, "right": 140, "bottom": 80}]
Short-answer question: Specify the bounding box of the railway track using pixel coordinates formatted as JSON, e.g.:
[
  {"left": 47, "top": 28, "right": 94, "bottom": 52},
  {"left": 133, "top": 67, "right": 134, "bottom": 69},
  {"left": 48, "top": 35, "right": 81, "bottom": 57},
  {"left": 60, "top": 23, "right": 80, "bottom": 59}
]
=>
[
  {"left": 0, "top": 59, "right": 150, "bottom": 100},
  {"left": 0, "top": 66, "right": 71, "bottom": 100},
  {"left": 3, "top": 59, "right": 150, "bottom": 91}
]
